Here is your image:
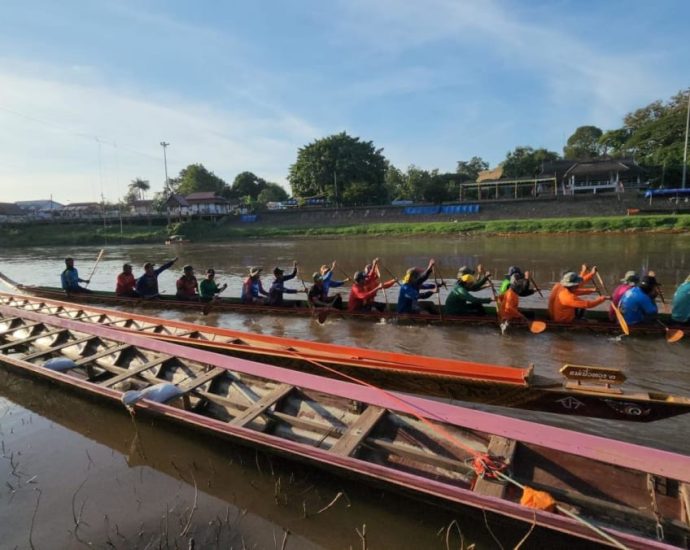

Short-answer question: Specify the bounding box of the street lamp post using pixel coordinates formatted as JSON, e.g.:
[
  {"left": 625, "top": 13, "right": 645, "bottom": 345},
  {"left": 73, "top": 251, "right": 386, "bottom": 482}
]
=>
[
  {"left": 682, "top": 91, "right": 690, "bottom": 189},
  {"left": 160, "top": 141, "right": 170, "bottom": 194}
]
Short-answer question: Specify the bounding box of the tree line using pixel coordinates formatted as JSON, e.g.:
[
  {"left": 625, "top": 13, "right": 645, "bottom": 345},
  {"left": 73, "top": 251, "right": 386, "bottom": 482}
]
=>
[{"left": 123, "top": 88, "right": 689, "bottom": 209}]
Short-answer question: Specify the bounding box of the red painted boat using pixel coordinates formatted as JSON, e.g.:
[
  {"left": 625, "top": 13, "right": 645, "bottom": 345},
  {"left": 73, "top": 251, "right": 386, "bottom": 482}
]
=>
[
  {"left": 2, "top": 292, "right": 690, "bottom": 421},
  {"left": 0, "top": 306, "right": 689, "bottom": 548}
]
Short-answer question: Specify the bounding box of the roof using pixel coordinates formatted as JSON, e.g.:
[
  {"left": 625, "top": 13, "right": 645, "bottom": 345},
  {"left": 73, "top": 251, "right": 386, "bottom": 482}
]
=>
[
  {"left": 0, "top": 203, "right": 25, "bottom": 216},
  {"left": 63, "top": 202, "right": 101, "bottom": 209},
  {"left": 15, "top": 200, "right": 64, "bottom": 210},
  {"left": 165, "top": 194, "right": 189, "bottom": 207},
  {"left": 185, "top": 192, "right": 228, "bottom": 203},
  {"left": 131, "top": 200, "right": 153, "bottom": 207},
  {"left": 563, "top": 158, "right": 642, "bottom": 178},
  {"left": 476, "top": 166, "right": 503, "bottom": 182}
]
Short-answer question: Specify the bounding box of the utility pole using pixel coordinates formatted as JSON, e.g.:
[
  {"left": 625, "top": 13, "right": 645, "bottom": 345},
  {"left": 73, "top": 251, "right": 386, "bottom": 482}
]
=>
[
  {"left": 160, "top": 141, "right": 170, "bottom": 194},
  {"left": 682, "top": 91, "right": 690, "bottom": 189}
]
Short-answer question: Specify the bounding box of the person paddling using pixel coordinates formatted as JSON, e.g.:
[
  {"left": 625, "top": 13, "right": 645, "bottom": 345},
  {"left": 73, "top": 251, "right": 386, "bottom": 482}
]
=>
[
  {"left": 445, "top": 268, "right": 492, "bottom": 315},
  {"left": 136, "top": 257, "right": 178, "bottom": 299},
  {"left": 499, "top": 266, "right": 523, "bottom": 295},
  {"left": 319, "top": 261, "right": 347, "bottom": 298},
  {"left": 498, "top": 271, "right": 536, "bottom": 321},
  {"left": 671, "top": 274, "right": 690, "bottom": 324},
  {"left": 268, "top": 262, "right": 303, "bottom": 306},
  {"left": 309, "top": 272, "right": 344, "bottom": 309},
  {"left": 548, "top": 264, "right": 598, "bottom": 320},
  {"left": 175, "top": 265, "right": 200, "bottom": 301},
  {"left": 241, "top": 267, "right": 269, "bottom": 305},
  {"left": 619, "top": 275, "right": 659, "bottom": 326},
  {"left": 348, "top": 271, "right": 394, "bottom": 313},
  {"left": 115, "top": 263, "right": 137, "bottom": 297},
  {"left": 609, "top": 271, "right": 639, "bottom": 321},
  {"left": 549, "top": 272, "right": 607, "bottom": 323},
  {"left": 396, "top": 259, "right": 439, "bottom": 314},
  {"left": 61, "top": 257, "right": 92, "bottom": 294},
  {"left": 199, "top": 269, "right": 227, "bottom": 302}
]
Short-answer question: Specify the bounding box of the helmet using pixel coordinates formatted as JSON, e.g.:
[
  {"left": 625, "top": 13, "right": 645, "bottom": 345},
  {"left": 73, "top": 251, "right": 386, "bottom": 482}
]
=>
[{"left": 460, "top": 274, "right": 475, "bottom": 285}]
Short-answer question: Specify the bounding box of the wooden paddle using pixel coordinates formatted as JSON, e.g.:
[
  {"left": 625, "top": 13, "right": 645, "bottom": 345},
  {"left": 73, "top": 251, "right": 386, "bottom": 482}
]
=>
[
  {"left": 432, "top": 266, "right": 444, "bottom": 321},
  {"left": 656, "top": 319, "right": 684, "bottom": 343},
  {"left": 374, "top": 263, "right": 389, "bottom": 310},
  {"left": 299, "top": 275, "right": 329, "bottom": 324},
  {"left": 529, "top": 274, "right": 545, "bottom": 299},
  {"left": 84, "top": 249, "right": 105, "bottom": 288},
  {"left": 594, "top": 273, "right": 630, "bottom": 337},
  {"left": 656, "top": 284, "right": 671, "bottom": 314},
  {"left": 381, "top": 265, "right": 402, "bottom": 286}
]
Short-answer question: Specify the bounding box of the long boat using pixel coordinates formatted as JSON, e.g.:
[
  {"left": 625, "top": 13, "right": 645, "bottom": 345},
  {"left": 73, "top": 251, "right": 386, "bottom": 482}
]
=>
[
  {"left": 0, "top": 307, "right": 689, "bottom": 548},
  {"left": 0, "top": 272, "right": 674, "bottom": 336},
  {"left": 0, "top": 308, "right": 690, "bottom": 548},
  {"left": 2, "top": 292, "right": 689, "bottom": 422}
]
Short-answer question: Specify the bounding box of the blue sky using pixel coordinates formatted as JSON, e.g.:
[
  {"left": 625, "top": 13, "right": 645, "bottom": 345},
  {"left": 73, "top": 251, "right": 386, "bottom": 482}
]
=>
[{"left": 1, "top": 0, "right": 688, "bottom": 203}]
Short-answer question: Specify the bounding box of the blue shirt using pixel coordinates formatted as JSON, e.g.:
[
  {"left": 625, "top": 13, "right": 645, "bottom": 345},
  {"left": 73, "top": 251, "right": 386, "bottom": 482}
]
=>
[
  {"left": 619, "top": 286, "right": 658, "bottom": 325},
  {"left": 61, "top": 267, "right": 81, "bottom": 291},
  {"left": 672, "top": 281, "right": 690, "bottom": 323},
  {"left": 321, "top": 270, "right": 344, "bottom": 296},
  {"left": 268, "top": 267, "right": 298, "bottom": 305},
  {"left": 397, "top": 282, "right": 435, "bottom": 313},
  {"left": 135, "top": 260, "right": 175, "bottom": 298}
]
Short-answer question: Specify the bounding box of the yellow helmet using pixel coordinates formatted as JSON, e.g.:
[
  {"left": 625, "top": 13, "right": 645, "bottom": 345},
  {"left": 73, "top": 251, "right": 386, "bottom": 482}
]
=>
[{"left": 460, "top": 274, "right": 475, "bottom": 284}]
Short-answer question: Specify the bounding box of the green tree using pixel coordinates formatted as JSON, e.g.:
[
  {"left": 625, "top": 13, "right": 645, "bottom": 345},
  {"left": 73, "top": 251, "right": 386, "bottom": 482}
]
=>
[
  {"left": 598, "top": 129, "right": 630, "bottom": 157},
  {"left": 456, "top": 156, "right": 489, "bottom": 182},
  {"left": 256, "top": 182, "right": 289, "bottom": 204},
  {"left": 129, "top": 178, "right": 150, "bottom": 200},
  {"left": 171, "top": 164, "right": 228, "bottom": 196},
  {"left": 231, "top": 171, "right": 266, "bottom": 200},
  {"left": 288, "top": 132, "right": 388, "bottom": 206},
  {"left": 385, "top": 165, "right": 407, "bottom": 200},
  {"left": 563, "top": 126, "right": 604, "bottom": 159},
  {"left": 502, "top": 147, "right": 560, "bottom": 178}
]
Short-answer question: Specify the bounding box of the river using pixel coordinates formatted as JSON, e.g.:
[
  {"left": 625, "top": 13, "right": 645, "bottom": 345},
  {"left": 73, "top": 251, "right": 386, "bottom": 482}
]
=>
[{"left": 1, "top": 233, "right": 689, "bottom": 548}]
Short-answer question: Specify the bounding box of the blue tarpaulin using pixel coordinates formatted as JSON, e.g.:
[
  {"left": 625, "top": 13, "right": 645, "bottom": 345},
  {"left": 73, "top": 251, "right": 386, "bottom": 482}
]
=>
[{"left": 644, "top": 188, "right": 690, "bottom": 198}]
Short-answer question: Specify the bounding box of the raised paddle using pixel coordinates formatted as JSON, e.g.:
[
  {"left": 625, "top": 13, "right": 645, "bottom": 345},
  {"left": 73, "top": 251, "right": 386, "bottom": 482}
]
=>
[
  {"left": 655, "top": 319, "right": 684, "bottom": 343},
  {"left": 594, "top": 273, "right": 630, "bottom": 337},
  {"left": 374, "top": 263, "right": 389, "bottom": 310},
  {"left": 381, "top": 265, "right": 402, "bottom": 286},
  {"left": 84, "top": 249, "right": 105, "bottom": 288}
]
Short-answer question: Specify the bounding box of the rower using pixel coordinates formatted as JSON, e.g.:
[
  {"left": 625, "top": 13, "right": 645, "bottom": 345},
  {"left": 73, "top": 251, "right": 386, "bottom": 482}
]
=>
[
  {"left": 548, "top": 264, "right": 598, "bottom": 320},
  {"left": 499, "top": 266, "right": 522, "bottom": 295},
  {"left": 241, "top": 267, "right": 269, "bottom": 305},
  {"left": 619, "top": 275, "right": 659, "bottom": 326},
  {"left": 199, "top": 268, "right": 227, "bottom": 302},
  {"left": 444, "top": 267, "right": 492, "bottom": 315},
  {"left": 61, "top": 257, "right": 92, "bottom": 294},
  {"left": 268, "top": 262, "right": 303, "bottom": 306},
  {"left": 348, "top": 271, "right": 393, "bottom": 313},
  {"left": 115, "top": 263, "right": 137, "bottom": 297},
  {"left": 499, "top": 272, "right": 536, "bottom": 321},
  {"left": 609, "top": 271, "right": 639, "bottom": 321},
  {"left": 309, "top": 272, "right": 343, "bottom": 309},
  {"left": 549, "top": 272, "right": 607, "bottom": 323},
  {"left": 319, "top": 261, "right": 347, "bottom": 298},
  {"left": 135, "top": 257, "right": 178, "bottom": 299},
  {"left": 396, "top": 259, "right": 439, "bottom": 314},
  {"left": 671, "top": 274, "right": 690, "bottom": 324},
  {"left": 176, "top": 265, "right": 200, "bottom": 301}
]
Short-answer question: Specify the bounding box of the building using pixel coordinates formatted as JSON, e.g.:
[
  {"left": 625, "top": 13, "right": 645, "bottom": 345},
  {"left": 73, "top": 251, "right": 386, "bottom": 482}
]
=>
[
  {"left": 184, "top": 192, "right": 230, "bottom": 215},
  {"left": 129, "top": 200, "right": 154, "bottom": 216},
  {"left": 15, "top": 200, "right": 64, "bottom": 215},
  {"left": 165, "top": 194, "right": 190, "bottom": 217},
  {"left": 0, "top": 202, "right": 26, "bottom": 222},
  {"left": 541, "top": 158, "right": 645, "bottom": 194},
  {"left": 60, "top": 202, "right": 102, "bottom": 218}
]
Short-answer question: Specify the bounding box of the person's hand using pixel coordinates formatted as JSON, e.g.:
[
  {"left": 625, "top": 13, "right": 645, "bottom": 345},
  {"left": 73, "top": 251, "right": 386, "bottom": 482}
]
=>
[
  {"left": 378, "top": 283, "right": 384, "bottom": 290},
  {"left": 173, "top": 257, "right": 179, "bottom": 263},
  {"left": 476, "top": 264, "right": 483, "bottom": 273},
  {"left": 428, "top": 258, "right": 436, "bottom": 268},
  {"left": 524, "top": 270, "right": 531, "bottom": 279},
  {"left": 331, "top": 260, "right": 337, "bottom": 269},
  {"left": 484, "top": 271, "right": 492, "bottom": 278},
  {"left": 604, "top": 295, "right": 611, "bottom": 300},
  {"left": 86, "top": 279, "right": 91, "bottom": 284},
  {"left": 581, "top": 263, "right": 588, "bottom": 273},
  {"left": 221, "top": 283, "right": 228, "bottom": 291},
  {"left": 590, "top": 265, "right": 598, "bottom": 274},
  {"left": 293, "top": 260, "right": 298, "bottom": 267},
  {"left": 648, "top": 270, "right": 656, "bottom": 277}
]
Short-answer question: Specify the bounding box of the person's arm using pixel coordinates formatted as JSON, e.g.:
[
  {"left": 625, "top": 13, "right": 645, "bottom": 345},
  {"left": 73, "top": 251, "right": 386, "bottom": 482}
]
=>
[
  {"left": 351, "top": 285, "right": 380, "bottom": 300},
  {"left": 560, "top": 292, "right": 607, "bottom": 309},
  {"left": 329, "top": 279, "right": 345, "bottom": 288},
  {"left": 258, "top": 281, "right": 269, "bottom": 296},
  {"left": 418, "top": 290, "right": 435, "bottom": 299},
  {"left": 155, "top": 260, "right": 176, "bottom": 276},
  {"left": 135, "top": 276, "right": 145, "bottom": 295},
  {"left": 382, "top": 279, "right": 396, "bottom": 289},
  {"left": 176, "top": 278, "right": 184, "bottom": 292},
  {"left": 640, "top": 294, "right": 659, "bottom": 317},
  {"left": 284, "top": 264, "right": 298, "bottom": 282},
  {"left": 322, "top": 270, "right": 333, "bottom": 284}
]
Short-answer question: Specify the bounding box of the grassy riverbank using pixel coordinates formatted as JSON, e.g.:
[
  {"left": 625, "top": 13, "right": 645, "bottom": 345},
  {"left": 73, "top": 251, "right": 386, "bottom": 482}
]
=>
[{"left": 1, "top": 214, "right": 690, "bottom": 247}]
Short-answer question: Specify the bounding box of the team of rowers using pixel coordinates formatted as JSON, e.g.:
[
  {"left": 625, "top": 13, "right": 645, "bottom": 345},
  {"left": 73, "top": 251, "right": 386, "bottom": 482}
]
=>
[{"left": 60, "top": 256, "right": 690, "bottom": 326}]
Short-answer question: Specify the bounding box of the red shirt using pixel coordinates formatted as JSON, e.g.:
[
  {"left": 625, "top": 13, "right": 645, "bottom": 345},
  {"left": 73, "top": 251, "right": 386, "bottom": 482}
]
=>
[
  {"left": 116, "top": 272, "right": 136, "bottom": 295},
  {"left": 176, "top": 275, "right": 198, "bottom": 297}
]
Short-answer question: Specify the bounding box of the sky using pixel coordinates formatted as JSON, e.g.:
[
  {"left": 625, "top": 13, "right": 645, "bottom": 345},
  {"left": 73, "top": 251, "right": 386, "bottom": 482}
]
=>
[{"left": 0, "top": 0, "right": 688, "bottom": 204}]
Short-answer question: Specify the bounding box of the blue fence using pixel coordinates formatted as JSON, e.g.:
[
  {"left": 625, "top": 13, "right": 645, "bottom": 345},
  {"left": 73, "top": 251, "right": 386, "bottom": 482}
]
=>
[
  {"left": 240, "top": 214, "right": 258, "bottom": 223},
  {"left": 403, "top": 204, "right": 479, "bottom": 216}
]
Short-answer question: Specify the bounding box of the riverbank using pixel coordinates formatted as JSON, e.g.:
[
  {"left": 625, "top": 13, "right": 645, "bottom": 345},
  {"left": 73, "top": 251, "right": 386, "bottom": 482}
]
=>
[{"left": 1, "top": 214, "right": 690, "bottom": 247}]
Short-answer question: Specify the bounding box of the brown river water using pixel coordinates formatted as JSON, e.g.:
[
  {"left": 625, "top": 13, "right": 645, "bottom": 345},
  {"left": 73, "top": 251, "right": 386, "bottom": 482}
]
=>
[{"left": 1, "top": 233, "right": 689, "bottom": 548}]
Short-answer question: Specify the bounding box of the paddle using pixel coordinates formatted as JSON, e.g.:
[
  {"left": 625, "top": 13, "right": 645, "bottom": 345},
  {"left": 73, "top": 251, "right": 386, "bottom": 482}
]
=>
[
  {"left": 299, "top": 275, "right": 329, "bottom": 324},
  {"left": 432, "top": 266, "right": 444, "bottom": 321},
  {"left": 594, "top": 273, "right": 630, "bottom": 336},
  {"left": 84, "top": 249, "right": 105, "bottom": 288},
  {"left": 381, "top": 265, "right": 402, "bottom": 287},
  {"left": 656, "top": 319, "right": 684, "bottom": 343},
  {"left": 656, "top": 283, "right": 671, "bottom": 314},
  {"left": 374, "top": 263, "right": 389, "bottom": 310},
  {"left": 529, "top": 274, "right": 545, "bottom": 299}
]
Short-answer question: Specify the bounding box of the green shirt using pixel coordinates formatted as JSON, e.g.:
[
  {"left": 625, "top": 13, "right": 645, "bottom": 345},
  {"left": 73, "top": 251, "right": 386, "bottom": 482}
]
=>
[
  {"left": 199, "top": 279, "right": 220, "bottom": 299},
  {"left": 444, "top": 281, "right": 491, "bottom": 315}
]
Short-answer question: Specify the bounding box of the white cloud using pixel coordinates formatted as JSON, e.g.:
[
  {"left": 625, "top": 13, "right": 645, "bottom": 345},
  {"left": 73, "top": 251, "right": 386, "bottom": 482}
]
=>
[{"left": 0, "top": 64, "right": 320, "bottom": 203}]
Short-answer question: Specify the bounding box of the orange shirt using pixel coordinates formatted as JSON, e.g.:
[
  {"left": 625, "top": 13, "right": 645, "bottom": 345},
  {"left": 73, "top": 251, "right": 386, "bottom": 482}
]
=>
[
  {"left": 500, "top": 289, "right": 523, "bottom": 321},
  {"left": 550, "top": 286, "right": 606, "bottom": 323}
]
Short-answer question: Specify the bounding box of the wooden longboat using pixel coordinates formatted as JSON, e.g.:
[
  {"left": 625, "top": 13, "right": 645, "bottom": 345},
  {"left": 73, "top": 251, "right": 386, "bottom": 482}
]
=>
[
  {"left": 0, "top": 272, "right": 673, "bottom": 336},
  {"left": 0, "top": 309, "right": 689, "bottom": 549},
  {"left": 2, "top": 293, "right": 690, "bottom": 422}
]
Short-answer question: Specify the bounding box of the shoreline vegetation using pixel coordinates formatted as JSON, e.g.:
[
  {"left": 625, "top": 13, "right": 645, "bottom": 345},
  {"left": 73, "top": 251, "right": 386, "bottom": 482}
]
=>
[{"left": 1, "top": 214, "right": 690, "bottom": 247}]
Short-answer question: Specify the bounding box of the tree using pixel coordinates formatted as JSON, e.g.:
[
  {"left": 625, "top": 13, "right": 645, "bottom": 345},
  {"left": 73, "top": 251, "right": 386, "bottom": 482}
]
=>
[
  {"left": 563, "top": 126, "right": 604, "bottom": 159},
  {"left": 171, "top": 164, "right": 228, "bottom": 196},
  {"left": 385, "top": 165, "right": 407, "bottom": 200},
  {"left": 129, "top": 178, "right": 150, "bottom": 200},
  {"left": 456, "top": 156, "right": 489, "bottom": 182},
  {"left": 256, "top": 182, "right": 289, "bottom": 204},
  {"left": 288, "top": 132, "right": 388, "bottom": 206},
  {"left": 598, "top": 129, "right": 630, "bottom": 157},
  {"left": 502, "top": 147, "right": 560, "bottom": 178},
  {"left": 231, "top": 171, "right": 266, "bottom": 201}
]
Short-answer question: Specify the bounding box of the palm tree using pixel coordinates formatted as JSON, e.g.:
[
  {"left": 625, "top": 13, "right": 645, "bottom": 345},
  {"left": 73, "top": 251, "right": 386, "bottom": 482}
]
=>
[{"left": 129, "top": 178, "right": 150, "bottom": 200}]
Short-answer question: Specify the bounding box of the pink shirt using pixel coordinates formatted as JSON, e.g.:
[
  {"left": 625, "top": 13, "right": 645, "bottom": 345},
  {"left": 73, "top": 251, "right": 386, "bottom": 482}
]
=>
[{"left": 610, "top": 283, "right": 632, "bottom": 320}]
